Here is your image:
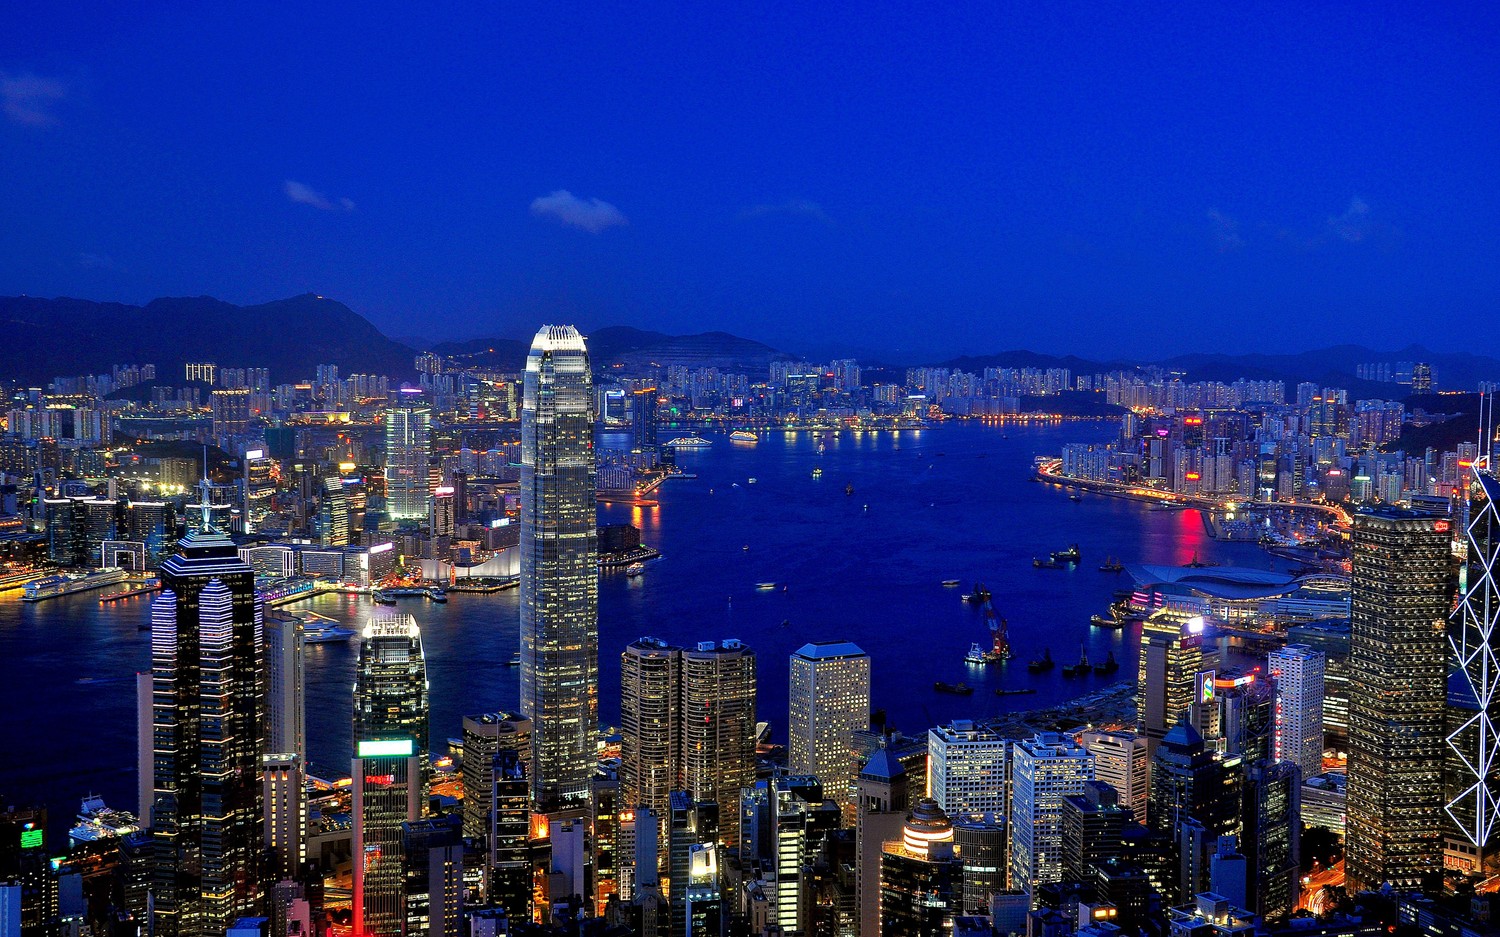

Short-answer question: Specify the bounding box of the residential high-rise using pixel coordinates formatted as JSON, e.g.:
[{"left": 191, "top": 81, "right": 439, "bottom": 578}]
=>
[
  {"left": 352, "top": 739, "right": 422, "bottom": 937},
  {"left": 1268, "top": 644, "right": 1325, "bottom": 783},
  {"left": 263, "top": 610, "right": 306, "bottom": 760},
  {"left": 788, "top": 641, "right": 870, "bottom": 817},
  {"left": 148, "top": 528, "right": 264, "bottom": 937},
  {"left": 1009, "top": 733, "right": 1094, "bottom": 904},
  {"left": 1345, "top": 508, "right": 1453, "bottom": 892},
  {"left": 620, "top": 638, "right": 682, "bottom": 828},
  {"left": 681, "top": 639, "right": 756, "bottom": 848},
  {"left": 384, "top": 405, "right": 432, "bottom": 521},
  {"left": 210, "top": 388, "right": 251, "bottom": 441},
  {"left": 519, "top": 324, "right": 598, "bottom": 807},
  {"left": 927, "top": 721, "right": 1008, "bottom": 820},
  {"left": 879, "top": 798, "right": 962, "bottom": 936},
  {"left": 1448, "top": 471, "right": 1500, "bottom": 864},
  {"left": 353, "top": 614, "right": 430, "bottom": 783},
  {"left": 1079, "top": 730, "right": 1149, "bottom": 823}
]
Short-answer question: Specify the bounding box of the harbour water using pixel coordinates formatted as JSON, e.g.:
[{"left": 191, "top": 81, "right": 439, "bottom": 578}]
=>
[{"left": 0, "top": 422, "right": 1286, "bottom": 834}]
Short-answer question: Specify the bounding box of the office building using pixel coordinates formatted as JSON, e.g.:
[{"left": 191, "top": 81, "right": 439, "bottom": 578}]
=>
[
  {"left": 1010, "top": 733, "right": 1094, "bottom": 904},
  {"left": 856, "top": 744, "right": 911, "bottom": 937},
  {"left": 460, "top": 713, "right": 531, "bottom": 842},
  {"left": 261, "top": 754, "right": 306, "bottom": 876},
  {"left": 1241, "top": 761, "right": 1300, "bottom": 922},
  {"left": 384, "top": 405, "right": 432, "bottom": 521},
  {"left": 1448, "top": 472, "right": 1500, "bottom": 864},
  {"left": 148, "top": 528, "right": 264, "bottom": 937},
  {"left": 788, "top": 641, "right": 870, "bottom": 818},
  {"left": 879, "top": 798, "right": 962, "bottom": 936},
  {"left": 620, "top": 638, "right": 682, "bottom": 827},
  {"left": 352, "top": 739, "right": 422, "bottom": 937},
  {"left": 264, "top": 611, "right": 306, "bottom": 760},
  {"left": 519, "top": 325, "right": 598, "bottom": 807},
  {"left": 353, "top": 614, "right": 430, "bottom": 783},
  {"left": 1137, "top": 615, "right": 1213, "bottom": 756},
  {"left": 1079, "top": 730, "right": 1149, "bottom": 823},
  {"left": 631, "top": 388, "right": 659, "bottom": 454},
  {"left": 1268, "top": 645, "right": 1325, "bottom": 783},
  {"left": 669, "top": 793, "right": 719, "bottom": 937},
  {"left": 402, "top": 814, "right": 463, "bottom": 937},
  {"left": 683, "top": 844, "right": 723, "bottom": 937},
  {"left": 953, "top": 817, "right": 1007, "bottom": 917},
  {"left": 487, "top": 751, "right": 531, "bottom": 923},
  {"left": 681, "top": 639, "right": 756, "bottom": 848},
  {"left": 1150, "top": 723, "right": 1242, "bottom": 902},
  {"left": 1062, "top": 781, "right": 1133, "bottom": 882},
  {"left": 1345, "top": 508, "right": 1453, "bottom": 892},
  {"left": 928, "top": 720, "right": 1008, "bottom": 820}
]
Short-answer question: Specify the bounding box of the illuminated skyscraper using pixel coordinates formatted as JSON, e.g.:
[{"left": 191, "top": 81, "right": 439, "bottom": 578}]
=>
[
  {"left": 519, "top": 324, "right": 598, "bottom": 807},
  {"left": 147, "top": 529, "right": 264, "bottom": 937},
  {"left": 384, "top": 404, "right": 431, "bottom": 521},
  {"left": 460, "top": 713, "right": 531, "bottom": 842},
  {"left": 1079, "top": 730, "right": 1149, "bottom": 823},
  {"left": 1136, "top": 614, "right": 1213, "bottom": 757},
  {"left": 354, "top": 614, "right": 430, "bottom": 785},
  {"left": 1009, "top": 733, "right": 1093, "bottom": 904},
  {"left": 631, "top": 388, "right": 659, "bottom": 455},
  {"left": 681, "top": 639, "right": 757, "bottom": 848},
  {"left": 879, "top": 798, "right": 962, "bottom": 936},
  {"left": 788, "top": 641, "right": 870, "bottom": 817},
  {"left": 926, "top": 721, "right": 1008, "bottom": 820},
  {"left": 1448, "top": 471, "right": 1500, "bottom": 866},
  {"left": 1344, "top": 508, "right": 1453, "bottom": 892},
  {"left": 1268, "top": 644, "right": 1324, "bottom": 783},
  {"left": 620, "top": 638, "right": 682, "bottom": 826},
  {"left": 353, "top": 739, "right": 422, "bottom": 937}
]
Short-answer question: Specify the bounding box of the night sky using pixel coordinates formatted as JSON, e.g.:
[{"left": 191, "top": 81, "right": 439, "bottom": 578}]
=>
[{"left": 3, "top": 4, "right": 1497, "bottom": 359}]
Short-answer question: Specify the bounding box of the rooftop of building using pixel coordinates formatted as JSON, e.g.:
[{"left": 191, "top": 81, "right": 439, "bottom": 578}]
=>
[{"left": 792, "top": 640, "right": 867, "bottom": 660}]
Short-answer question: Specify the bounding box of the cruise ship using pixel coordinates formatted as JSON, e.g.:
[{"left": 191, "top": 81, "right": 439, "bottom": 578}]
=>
[
  {"left": 665, "top": 435, "right": 712, "bottom": 448},
  {"left": 728, "top": 430, "right": 758, "bottom": 442},
  {"left": 22, "top": 568, "right": 130, "bottom": 603}
]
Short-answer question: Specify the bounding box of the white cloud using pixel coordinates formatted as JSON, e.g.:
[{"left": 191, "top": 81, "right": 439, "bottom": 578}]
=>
[
  {"left": 0, "top": 71, "right": 67, "bottom": 127},
  {"left": 741, "top": 198, "right": 833, "bottom": 225},
  {"left": 1206, "top": 208, "right": 1244, "bottom": 252},
  {"left": 529, "top": 189, "right": 628, "bottom": 233},
  {"left": 1327, "top": 196, "right": 1371, "bottom": 243},
  {"left": 284, "top": 180, "right": 355, "bottom": 212}
]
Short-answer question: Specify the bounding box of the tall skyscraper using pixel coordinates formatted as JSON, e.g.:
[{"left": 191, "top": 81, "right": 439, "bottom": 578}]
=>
[
  {"left": 261, "top": 754, "right": 306, "bottom": 876},
  {"left": 519, "top": 324, "right": 598, "bottom": 807},
  {"left": 856, "top": 744, "right": 910, "bottom": 937},
  {"left": 353, "top": 739, "right": 422, "bottom": 937},
  {"left": 1079, "top": 730, "right": 1149, "bottom": 823},
  {"left": 926, "top": 720, "right": 1009, "bottom": 820},
  {"left": 878, "top": 798, "right": 962, "bottom": 936},
  {"left": 384, "top": 405, "right": 432, "bottom": 521},
  {"left": 1136, "top": 614, "right": 1214, "bottom": 756},
  {"left": 354, "top": 614, "right": 430, "bottom": 782},
  {"left": 1268, "top": 644, "right": 1325, "bottom": 783},
  {"left": 1345, "top": 508, "right": 1453, "bottom": 892},
  {"left": 620, "top": 638, "right": 682, "bottom": 826},
  {"left": 681, "top": 639, "right": 757, "bottom": 848},
  {"left": 1448, "top": 471, "right": 1500, "bottom": 862},
  {"left": 263, "top": 610, "right": 305, "bottom": 760},
  {"left": 631, "top": 388, "right": 659, "bottom": 455},
  {"left": 147, "top": 527, "right": 264, "bottom": 937},
  {"left": 1009, "top": 733, "right": 1093, "bottom": 904},
  {"left": 788, "top": 641, "right": 870, "bottom": 817}
]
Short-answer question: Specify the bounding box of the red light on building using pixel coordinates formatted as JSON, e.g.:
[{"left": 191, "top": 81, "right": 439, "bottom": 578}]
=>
[{"left": 1185, "top": 472, "right": 1200, "bottom": 481}]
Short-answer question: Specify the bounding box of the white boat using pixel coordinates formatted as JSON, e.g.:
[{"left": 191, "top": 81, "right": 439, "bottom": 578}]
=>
[
  {"left": 665, "top": 435, "right": 712, "bottom": 448},
  {"left": 747, "top": 477, "right": 758, "bottom": 484},
  {"left": 626, "top": 563, "right": 645, "bottom": 578},
  {"left": 304, "top": 625, "right": 357, "bottom": 644},
  {"left": 729, "top": 430, "right": 758, "bottom": 442},
  {"left": 755, "top": 582, "right": 778, "bottom": 591}
]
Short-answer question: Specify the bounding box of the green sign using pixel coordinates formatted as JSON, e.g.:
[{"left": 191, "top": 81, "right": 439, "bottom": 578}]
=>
[
  {"left": 357, "top": 739, "right": 414, "bottom": 757},
  {"left": 20, "top": 829, "right": 43, "bottom": 849}
]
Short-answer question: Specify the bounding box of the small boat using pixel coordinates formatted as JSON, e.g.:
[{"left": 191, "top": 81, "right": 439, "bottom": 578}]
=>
[
  {"left": 626, "top": 563, "right": 645, "bottom": 578},
  {"left": 1069, "top": 494, "right": 1081, "bottom": 502},
  {"left": 1090, "top": 614, "right": 1127, "bottom": 629},
  {"left": 964, "top": 642, "right": 990, "bottom": 666},
  {"left": 934, "top": 681, "right": 974, "bottom": 696},
  {"left": 996, "top": 687, "right": 1038, "bottom": 697},
  {"left": 1033, "top": 557, "right": 1063, "bottom": 569},
  {"left": 1061, "top": 644, "right": 1092, "bottom": 678},
  {"left": 941, "top": 579, "right": 961, "bottom": 587},
  {"left": 845, "top": 483, "right": 854, "bottom": 496},
  {"left": 811, "top": 467, "right": 823, "bottom": 479},
  {"left": 1093, "top": 650, "right": 1120, "bottom": 676},
  {"left": 372, "top": 589, "right": 396, "bottom": 605},
  {"left": 756, "top": 582, "right": 778, "bottom": 591},
  {"left": 507, "top": 653, "right": 521, "bottom": 667},
  {"left": 1027, "top": 648, "right": 1055, "bottom": 673},
  {"left": 1099, "top": 557, "right": 1124, "bottom": 572},
  {"left": 1050, "top": 544, "right": 1081, "bottom": 564},
  {"left": 747, "top": 478, "right": 757, "bottom": 485},
  {"left": 742, "top": 545, "right": 750, "bottom": 551},
  {"left": 426, "top": 587, "right": 448, "bottom": 603},
  {"left": 729, "top": 430, "right": 758, "bottom": 442}
]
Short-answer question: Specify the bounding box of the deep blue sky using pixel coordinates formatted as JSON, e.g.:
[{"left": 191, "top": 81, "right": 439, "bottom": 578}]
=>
[{"left": 2, "top": 4, "right": 1497, "bottom": 360}]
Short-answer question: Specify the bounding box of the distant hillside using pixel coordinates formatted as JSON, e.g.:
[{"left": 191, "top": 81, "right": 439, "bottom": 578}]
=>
[
  {"left": 1387, "top": 393, "right": 1485, "bottom": 456},
  {"left": 430, "top": 325, "right": 793, "bottom": 375},
  {"left": 939, "top": 350, "right": 1115, "bottom": 373},
  {"left": 0, "top": 293, "right": 417, "bottom": 384},
  {"left": 426, "top": 337, "right": 531, "bottom": 372}
]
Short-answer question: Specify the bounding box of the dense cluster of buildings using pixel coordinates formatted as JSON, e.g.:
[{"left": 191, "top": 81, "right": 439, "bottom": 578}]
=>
[{"left": 4, "top": 331, "right": 1500, "bottom": 937}]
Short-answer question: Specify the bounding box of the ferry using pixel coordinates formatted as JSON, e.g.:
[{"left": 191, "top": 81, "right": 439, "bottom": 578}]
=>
[
  {"left": 964, "top": 642, "right": 990, "bottom": 666},
  {"left": 372, "top": 589, "right": 397, "bottom": 605},
  {"left": 729, "top": 430, "right": 758, "bottom": 442},
  {"left": 747, "top": 478, "right": 758, "bottom": 485},
  {"left": 100, "top": 577, "right": 161, "bottom": 603},
  {"left": 22, "top": 568, "right": 130, "bottom": 603},
  {"left": 941, "top": 579, "right": 961, "bottom": 587},
  {"left": 626, "top": 563, "right": 645, "bottom": 578},
  {"left": 934, "top": 681, "right": 974, "bottom": 696},
  {"left": 665, "top": 435, "right": 712, "bottom": 448},
  {"left": 426, "top": 587, "right": 448, "bottom": 603},
  {"left": 304, "top": 625, "right": 357, "bottom": 644},
  {"left": 508, "top": 652, "right": 522, "bottom": 667},
  {"left": 755, "top": 582, "right": 778, "bottom": 591}
]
